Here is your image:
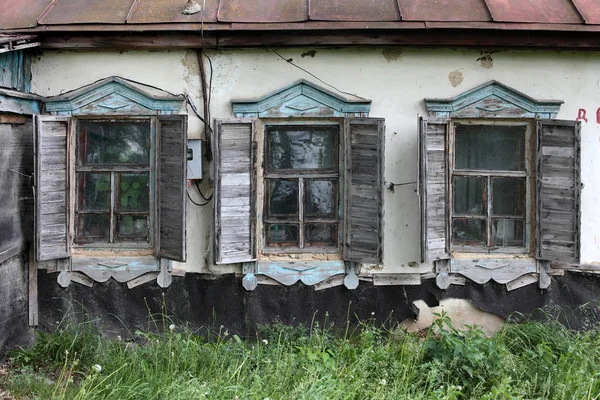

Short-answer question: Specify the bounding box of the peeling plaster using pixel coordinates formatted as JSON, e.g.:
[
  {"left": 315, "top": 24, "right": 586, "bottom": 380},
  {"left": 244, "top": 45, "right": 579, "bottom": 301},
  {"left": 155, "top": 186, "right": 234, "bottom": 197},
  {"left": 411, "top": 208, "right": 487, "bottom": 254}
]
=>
[
  {"left": 477, "top": 53, "right": 494, "bottom": 69},
  {"left": 448, "top": 70, "right": 464, "bottom": 87}
]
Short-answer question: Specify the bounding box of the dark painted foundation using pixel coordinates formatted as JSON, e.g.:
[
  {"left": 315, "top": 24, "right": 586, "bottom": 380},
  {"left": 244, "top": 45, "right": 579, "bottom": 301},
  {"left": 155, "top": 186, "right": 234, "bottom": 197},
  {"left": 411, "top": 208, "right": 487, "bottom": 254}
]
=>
[{"left": 37, "top": 271, "right": 600, "bottom": 340}]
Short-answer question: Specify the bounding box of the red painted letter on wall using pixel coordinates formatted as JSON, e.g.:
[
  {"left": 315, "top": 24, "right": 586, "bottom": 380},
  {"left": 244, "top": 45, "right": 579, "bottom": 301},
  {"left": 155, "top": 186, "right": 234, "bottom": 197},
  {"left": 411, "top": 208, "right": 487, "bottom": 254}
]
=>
[{"left": 577, "top": 108, "right": 588, "bottom": 123}]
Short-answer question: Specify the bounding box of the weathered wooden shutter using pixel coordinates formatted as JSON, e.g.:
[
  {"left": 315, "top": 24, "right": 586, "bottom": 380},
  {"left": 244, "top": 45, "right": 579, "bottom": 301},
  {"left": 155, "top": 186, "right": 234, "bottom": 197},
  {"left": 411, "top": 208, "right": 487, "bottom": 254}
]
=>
[
  {"left": 214, "top": 119, "right": 256, "bottom": 264},
  {"left": 343, "top": 118, "right": 385, "bottom": 264},
  {"left": 419, "top": 117, "right": 450, "bottom": 262},
  {"left": 157, "top": 116, "right": 188, "bottom": 262},
  {"left": 35, "top": 116, "right": 70, "bottom": 261},
  {"left": 536, "top": 120, "right": 581, "bottom": 263}
]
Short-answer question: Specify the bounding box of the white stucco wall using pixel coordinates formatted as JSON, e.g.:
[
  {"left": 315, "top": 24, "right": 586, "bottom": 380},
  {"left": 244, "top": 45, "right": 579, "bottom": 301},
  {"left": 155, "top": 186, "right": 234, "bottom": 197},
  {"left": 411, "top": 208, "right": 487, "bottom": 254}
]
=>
[{"left": 31, "top": 48, "right": 600, "bottom": 274}]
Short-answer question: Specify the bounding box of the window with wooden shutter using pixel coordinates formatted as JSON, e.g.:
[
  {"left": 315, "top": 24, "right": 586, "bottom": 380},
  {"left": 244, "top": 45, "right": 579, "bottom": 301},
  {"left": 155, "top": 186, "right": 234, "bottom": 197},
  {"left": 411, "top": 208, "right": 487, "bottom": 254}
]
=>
[
  {"left": 35, "top": 116, "right": 71, "bottom": 261},
  {"left": 214, "top": 119, "right": 256, "bottom": 264},
  {"left": 419, "top": 117, "right": 450, "bottom": 262},
  {"left": 536, "top": 119, "right": 581, "bottom": 263},
  {"left": 343, "top": 118, "right": 385, "bottom": 264},
  {"left": 157, "top": 116, "right": 188, "bottom": 262},
  {"left": 262, "top": 123, "right": 341, "bottom": 253}
]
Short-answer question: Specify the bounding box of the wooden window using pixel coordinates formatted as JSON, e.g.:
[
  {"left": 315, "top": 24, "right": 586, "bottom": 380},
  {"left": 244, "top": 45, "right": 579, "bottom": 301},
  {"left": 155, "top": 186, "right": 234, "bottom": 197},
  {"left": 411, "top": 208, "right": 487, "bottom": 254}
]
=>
[
  {"left": 74, "top": 119, "right": 153, "bottom": 247},
  {"left": 263, "top": 124, "right": 340, "bottom": 251},
  {"left": 214, "top": 118, "right": 384, "bottom": 265},
  {"left": 420, "top": 117, "right": 581, "bottom": 264},
  {"left": 450, "top": 121, "right": 531, "bottom": 253}
]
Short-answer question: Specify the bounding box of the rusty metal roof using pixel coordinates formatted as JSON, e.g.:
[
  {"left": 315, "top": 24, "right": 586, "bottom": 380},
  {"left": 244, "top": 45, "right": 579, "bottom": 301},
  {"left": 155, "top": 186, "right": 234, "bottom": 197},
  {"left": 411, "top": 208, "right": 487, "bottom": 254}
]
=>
[
  {"left": 309, "top": 0, "right": 401, "bottom": 22},
  {"left": 39, "top": 0, "right": 136, "bottom": 25},
  {"left": 573, "top": 0, "right": 600, "bottom": 24},
  {"left": 127, "top": 0, "right": 219, "bottom": 24},
  {"left": 399, "top": 0, "right": 491, "bottom": 22},
  {"left": 485, "top": 0, "right": 583, "bottom": 24},
  {"left": 218, "top": 0, "right": 307, "bottom": 23},
  {"left": 1, "top": 0, "right": 600, "bottom": 32}
]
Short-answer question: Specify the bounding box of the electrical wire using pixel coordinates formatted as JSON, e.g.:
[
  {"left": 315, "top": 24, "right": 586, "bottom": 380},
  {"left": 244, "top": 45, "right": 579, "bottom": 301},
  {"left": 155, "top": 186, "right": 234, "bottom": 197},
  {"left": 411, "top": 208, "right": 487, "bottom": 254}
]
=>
[
  {"left": 269, "top": 48, "right": 369, "bottom": 101},
  {"left": 187, "top": 188, "right": 211, "bottom": 206},
  {"left": 195, "top": 181, "right": 213, "bottom": 202}
]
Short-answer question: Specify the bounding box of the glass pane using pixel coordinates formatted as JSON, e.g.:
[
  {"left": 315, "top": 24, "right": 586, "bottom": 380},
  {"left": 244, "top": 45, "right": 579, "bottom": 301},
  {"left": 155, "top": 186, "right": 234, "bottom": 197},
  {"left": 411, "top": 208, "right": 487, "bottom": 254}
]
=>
[
  {"left": 305, "top": 180, "right": 337, "bottom": 218},
  {"left": 267, "top": 179, "right": 298, "bottom": 218},
  {"left": 492, "top": 219, "right": 524, "bottom": 247},
  {"left": 117, "top": 215, "right": 148, "bottom": 241},
  {"left": 78, "top": 173, "right": 110, "bottom": 211},
  {"left": 78, "top": 120, "right": 150, "bottom": 165},
  {"left": 455, "top": 125, "right": 525, "bottom": 171},
  {"left": 267, "top": 125, "right": 337, "bottom": 171},
  {"left": 266, "top": 224, "right": 299, "bottom": 246},
  {"left": 453, "top": 218, "right": 486, "bottom": 246},
  {"left": 304, "top": 224, "right": 337, "bottom": 247},
  {"left": 454, "top": 176, "right": 485, "bottom": 215},
  {"left": 76, "top": 214, "right": 109, "bottom": 243},
  {"left": 492, "top": 178, "right": 525, "bottom": 216},
  {"left": 119, "top": 173, "right": 149, "bottom": 212}
]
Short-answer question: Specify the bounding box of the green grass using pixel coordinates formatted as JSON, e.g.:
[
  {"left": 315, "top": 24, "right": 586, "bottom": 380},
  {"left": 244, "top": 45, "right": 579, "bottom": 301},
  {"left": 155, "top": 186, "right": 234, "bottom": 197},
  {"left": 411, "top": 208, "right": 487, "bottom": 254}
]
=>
[{"left": 2, "top": 313, "right": 600, "bottom": 399}]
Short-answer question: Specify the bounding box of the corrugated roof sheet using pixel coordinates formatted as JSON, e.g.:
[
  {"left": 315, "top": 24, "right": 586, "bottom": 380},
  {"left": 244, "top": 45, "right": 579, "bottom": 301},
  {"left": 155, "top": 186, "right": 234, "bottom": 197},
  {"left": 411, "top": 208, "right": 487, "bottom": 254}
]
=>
[
  {"left": 1, "top": 0, "right": 600, "bottom": 31},
  {"left": 309, "top": 0, "right": 400, "bottom": 22},
  {"left": 398, "top": 0, "right": 492, "bottom": 22}
]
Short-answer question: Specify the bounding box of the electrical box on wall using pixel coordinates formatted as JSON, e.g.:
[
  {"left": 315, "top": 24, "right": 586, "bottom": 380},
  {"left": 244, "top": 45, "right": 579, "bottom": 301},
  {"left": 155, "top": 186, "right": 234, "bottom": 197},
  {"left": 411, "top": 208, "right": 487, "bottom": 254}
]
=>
[{"left": 187, "top": 139, "right": 203, "bottom": 180}]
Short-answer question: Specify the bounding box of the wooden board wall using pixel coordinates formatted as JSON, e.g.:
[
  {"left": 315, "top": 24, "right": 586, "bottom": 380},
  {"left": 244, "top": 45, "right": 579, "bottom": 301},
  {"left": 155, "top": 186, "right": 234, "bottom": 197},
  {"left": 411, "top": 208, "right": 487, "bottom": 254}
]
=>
[{"left": 0, "top": 117, "right": 34, "bottom": 263}]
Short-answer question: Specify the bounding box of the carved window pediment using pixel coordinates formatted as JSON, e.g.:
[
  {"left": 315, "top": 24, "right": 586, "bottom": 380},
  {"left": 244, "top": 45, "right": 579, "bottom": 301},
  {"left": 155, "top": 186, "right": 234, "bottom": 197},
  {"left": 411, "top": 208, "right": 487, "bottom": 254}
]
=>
[
  {"left": 425, "top": 80, "right": 563, "bottom": 119},
  {"left": 44, "top": 76, "right": 185, "bottom": 116},
  {"left": 231, "top": 79, "right": 371, "bottom": 118}
]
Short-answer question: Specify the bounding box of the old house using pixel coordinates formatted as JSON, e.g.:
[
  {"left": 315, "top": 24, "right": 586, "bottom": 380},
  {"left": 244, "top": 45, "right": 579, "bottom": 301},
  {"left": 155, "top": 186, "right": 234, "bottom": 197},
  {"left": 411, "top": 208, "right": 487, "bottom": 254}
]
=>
[{"left": 1, "top": 0, "right": 600, "bottom": 350}]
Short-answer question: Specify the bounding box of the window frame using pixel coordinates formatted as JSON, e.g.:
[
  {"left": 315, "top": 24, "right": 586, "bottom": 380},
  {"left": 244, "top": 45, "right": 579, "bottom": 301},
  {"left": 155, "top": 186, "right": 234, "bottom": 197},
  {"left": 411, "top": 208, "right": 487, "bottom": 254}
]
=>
[
  {"left": 257, "top": 119, "right": 345, "bottom": 255},
  {"left": 449, "top": 119, "right": 535, "bottom": 255},
  {"left": 70, "top": 115, "right": 158, "bottom": 252}
]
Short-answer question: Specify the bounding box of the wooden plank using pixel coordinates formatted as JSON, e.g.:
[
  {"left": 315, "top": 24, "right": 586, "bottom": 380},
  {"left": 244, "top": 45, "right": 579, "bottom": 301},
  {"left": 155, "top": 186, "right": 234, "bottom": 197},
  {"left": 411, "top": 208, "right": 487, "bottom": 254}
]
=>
[
  {"left": 343, "top": 118, "right": 384, "bottom": 264},
  {"left": 35, "top": 116, "right": 71, "bottom": 262},
  {"left": 28, "top": 246, "right": 38, "bottom": 327},
  {"left": 0, "top": 114, "right": 28, "bottom": 124},
  {"left": 505, "top": 273, "right": 539, "bottom": 291},
  {"left": 70, "top": 271, "right": 94, "bottom": 287},
  {"left": 373, "top": 273, "right": 421, "bottom": 286},
  {"left": 214, "top": 119, "right": 256, "bottom": 264},
  {"left": 257, "top": 260, "right": 345, "bottom": 286},
  {"left": 420, "top": 117, "right": 450, "bottom": 262},
  {"left": 127, "top": 272, "right": 160, "bottom": 289},
  {"left": 536, "top": 119, "right": 581, "bottom": 263},
  {"left": 157, "top": 116, "right": 187, "bottom": 262},
  {"left": 314, "top": 274, "right": 345, "bottom": 291},
  {"left": 451, "top": 258, "right": 537, "bottom": 284}
]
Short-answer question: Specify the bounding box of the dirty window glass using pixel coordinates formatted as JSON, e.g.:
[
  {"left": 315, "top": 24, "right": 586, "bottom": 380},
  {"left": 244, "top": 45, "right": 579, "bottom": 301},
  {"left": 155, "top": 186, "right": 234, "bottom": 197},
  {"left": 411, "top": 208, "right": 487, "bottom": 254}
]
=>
[
  {"left": 75, "top": 120, "right": 152, "bottom": 246},
  {"left": 266, "top": 126, "right": 337, "bottom": 172},
  {"left": 452, "top": 123, "right": 528, "bottom": 252},
  {"left": 78, "top": 120, "right": 150, "bottom": 165},
  {"left": 455, "top": 125, "right": 525, "bottom": 171},
  {"left": 264, "top": 125, "right": 340, "bottom": 250}
]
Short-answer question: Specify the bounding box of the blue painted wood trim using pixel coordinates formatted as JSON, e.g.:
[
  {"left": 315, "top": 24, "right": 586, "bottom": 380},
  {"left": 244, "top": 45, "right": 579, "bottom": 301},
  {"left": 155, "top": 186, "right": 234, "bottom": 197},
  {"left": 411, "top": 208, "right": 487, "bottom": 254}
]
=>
[
  {"left": 232, "top": 79, "right": 371, "bottom": 118},
  {"left": 45, "top": 77, "right": 185, "bottom": 116},
  {"left": 425, "top": 80, "right": 562, "bottom": 119},
  {"left": 256, "top": 260, "right": 345, "bottom": 286},
  {"left": 0, "top": 90, "right": 41, "bottom": 115},
  {"left": 0, "top": 51, "right": 32, "bottom": 93}
]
